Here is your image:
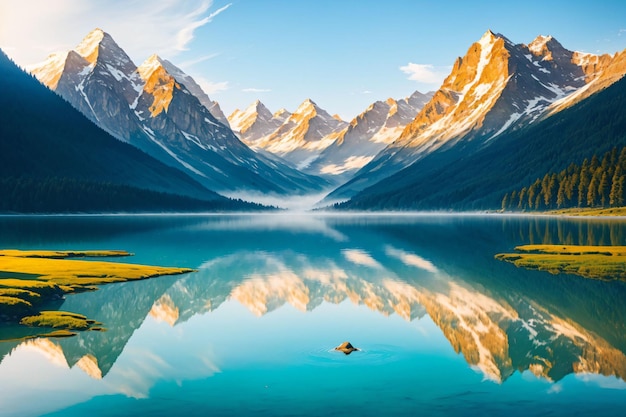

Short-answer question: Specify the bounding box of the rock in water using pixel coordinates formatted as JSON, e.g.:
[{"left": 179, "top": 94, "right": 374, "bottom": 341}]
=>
[{"left": 335, "top": 341, "right": 359, "bottom": 355}]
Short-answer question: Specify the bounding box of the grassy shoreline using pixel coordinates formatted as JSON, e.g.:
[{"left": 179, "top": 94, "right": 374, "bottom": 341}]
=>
[
  {"left": 505, "top": 206, "right": 626, "bottom": 217},
  {"left": 0, "top": 249, "right": 193, "bottom": 339},
  {"left": 495, "top": 244, "right": 626, "bottom": 281}
]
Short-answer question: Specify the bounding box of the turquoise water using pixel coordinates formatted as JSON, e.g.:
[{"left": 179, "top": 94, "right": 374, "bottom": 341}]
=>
[{"left": 1, "top": 213, "right": 626, "bottom": 416}]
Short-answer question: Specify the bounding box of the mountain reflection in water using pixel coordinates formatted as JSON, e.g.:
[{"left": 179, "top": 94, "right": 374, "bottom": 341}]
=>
[{"left": 1, "top": 214, "right": 626, "bottom": 404}]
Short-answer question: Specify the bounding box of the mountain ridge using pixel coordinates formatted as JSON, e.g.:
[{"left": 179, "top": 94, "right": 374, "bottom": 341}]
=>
[
  {"left": 325, "top": 30, "right": 626, "bottom": 204},
  {"left": 30, "top": 28, "right": 329, "bottom": 199}
]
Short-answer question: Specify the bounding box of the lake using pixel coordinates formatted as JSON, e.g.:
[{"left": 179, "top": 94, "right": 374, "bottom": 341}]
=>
[{"left": 1, "top": 213, "right": 626, "bottom": 416}]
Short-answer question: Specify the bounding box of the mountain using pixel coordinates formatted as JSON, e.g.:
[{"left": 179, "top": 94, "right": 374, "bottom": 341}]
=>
[
  {"left": 0, "top": 48, "right": 260, "bottom": 213},
  {"left": 229, "top": 100, "right": 289, "bottom": 142},
  {"left": 339, "top": 61, "right": 626, "bottom": 211},
  {"left": 233, "top": 98, "right": 348, "bottom": 170},
  {"left": 327, "top": 31, "right": 626, "bottom": 203},
  {"left": 305, "top": 91, "right": 432, "bottom": 182},
  {"left": 29, "top": 29, "right": 329, "bottom": 197},
  {"left": 154, "top": 56, "right": 231, "bottom": 128},
  {"left": 231, "top": 92, "right": 431, "bottom": 184}
]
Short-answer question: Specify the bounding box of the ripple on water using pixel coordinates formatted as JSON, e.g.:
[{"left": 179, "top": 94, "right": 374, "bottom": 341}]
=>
[{"left": 305, "top": 344, "right": 400, "bottom": 367}]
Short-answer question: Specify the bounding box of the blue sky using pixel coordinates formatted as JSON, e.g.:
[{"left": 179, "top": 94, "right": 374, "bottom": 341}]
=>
[{"left": 1, "top": 0, "right": 625, "bottom": 120}]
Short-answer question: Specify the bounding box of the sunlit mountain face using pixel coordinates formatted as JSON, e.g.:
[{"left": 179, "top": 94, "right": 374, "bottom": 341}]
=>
[
  {"left": 2, "top": 214, "right": 626, "bottom": 390},
  {"left": 229, "top": 92, "right": 432, "bottom": 185},
  {"left": 327, "top": 31, "right": 626, "bottom": 203}
]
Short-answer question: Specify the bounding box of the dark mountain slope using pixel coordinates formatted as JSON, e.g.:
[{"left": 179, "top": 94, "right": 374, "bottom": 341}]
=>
[
  {"left": 338, "top": 74, "right": 626, "bottom": 211},
  {"left": 0, "top": 49, "right": 259, "bottom": 212}
]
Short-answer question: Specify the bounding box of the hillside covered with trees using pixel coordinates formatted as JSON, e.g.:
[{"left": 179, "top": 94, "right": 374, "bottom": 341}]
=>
[{"left": 501, "top": 147, "right": 626, "bottom": 211}]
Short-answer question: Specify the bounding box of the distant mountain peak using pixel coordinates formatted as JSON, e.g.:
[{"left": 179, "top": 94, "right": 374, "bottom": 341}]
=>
[
  {"left": 228, "top": 99, "right": 276, "bottom": 137},
  {"left": 299, "top": 98, "right": 318, "bottom": 109},
  {"left": 137, "top": 53, "right": 167, "bottom": 80},
  {"left": 481, "top": 29, "right": 497, "bottom": 41},
  {"left": 529, "top": 34, "right": 553, "bottom": 50},
  {"left": 27, "top": 51, "right": 69, "bottom": 89},
  {"left": 144, "top": 53, "right": 164, "bottom": 65},
  {"left": 274, "top": 108, "right": 290, "bottom": 118}
]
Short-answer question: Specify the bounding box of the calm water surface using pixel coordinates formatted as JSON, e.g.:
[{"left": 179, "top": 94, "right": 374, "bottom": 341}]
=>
[{"left": 1, "top": 213, "right": 626, "bottom": 416}]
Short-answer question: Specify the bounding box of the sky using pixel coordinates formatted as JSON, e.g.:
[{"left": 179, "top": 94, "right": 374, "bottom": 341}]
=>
[{"left": 1, "top": 0, "right": 626, "bottom": 121}]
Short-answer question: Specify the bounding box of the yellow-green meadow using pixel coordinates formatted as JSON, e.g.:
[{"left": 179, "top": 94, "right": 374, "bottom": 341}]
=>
[
  {"left": 495, "top": 244, "right": 626, "bottom": 280},
  {"left": 0, "top": 249, "right": 193, "bottom": 339}
]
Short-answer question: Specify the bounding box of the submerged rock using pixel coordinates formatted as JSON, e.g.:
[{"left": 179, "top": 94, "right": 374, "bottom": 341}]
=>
[{"left": 335, "top": 341, "right": 359, "bottom": 355}]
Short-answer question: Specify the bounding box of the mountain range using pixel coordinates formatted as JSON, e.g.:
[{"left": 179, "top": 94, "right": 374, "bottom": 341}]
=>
[
  {"left": 3, "top": 28, "right": 626, "bottom": 211},
  {"left": 230, "top": 91, "right": 433, "bottom": 184},
  {"left": 29, "top": 29, "right": 328, "bottom": 198},
  {"left": 0, "top": 48, "right": 265, "bottom": 213},
  {"left": 328, "top": 30, "right": 626, "bottom": 208}
]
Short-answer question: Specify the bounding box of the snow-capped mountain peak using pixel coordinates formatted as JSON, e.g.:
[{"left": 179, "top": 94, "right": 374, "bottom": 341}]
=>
[
  {"left": 136, "top": 54, "right": 166, "bottom": 80},
  {"left": 26, "top": 51, "right": 69, "bottom": 89},
  {"left": 74, "top": 28, "right": 106, "bottom": 64},
  {"left": 229, "top": 99, "right": 275, "bottom": 135},
  {"left": 294, "top": 98, "right": 319, "bottom": 115},
  {"left": 528, "top": 35, "right": 554, "bottom": 56},
  {"left": 273, "top": 108, "right": 291, "bottom": 120},
  {"left": 143, "top": 55, "right": 230, "bottom": 127}
]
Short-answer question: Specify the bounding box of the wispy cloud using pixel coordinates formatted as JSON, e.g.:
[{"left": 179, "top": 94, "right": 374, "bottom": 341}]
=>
[
  {"left": 619, "top": 29, "right": 626, "bottom": 36},
  {"left": 242, "top": 88, "right": 271, "bottom": 93},
  {"left": 178, "top": 53, "right": 220, "bottom": 69},
  {"left": 0, "top": 0, "right": 231, "bottom": 66},
  {"left": 196, "top": 77, "right": 229, "bottom": 94},
  {"left": 175, "top": 2, "right": 232, "bottom": 51},
  {"left": 400, "top": 63, "right": 448, "bottom": 85},
  {"left": 361, "top": 90, "right": 372, "bottom": 94}
]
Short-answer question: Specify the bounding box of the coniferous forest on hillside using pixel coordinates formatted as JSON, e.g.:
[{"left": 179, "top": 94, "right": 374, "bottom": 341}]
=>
[{"left": 501, "top": 147, "right": 626, "bottom": 211}]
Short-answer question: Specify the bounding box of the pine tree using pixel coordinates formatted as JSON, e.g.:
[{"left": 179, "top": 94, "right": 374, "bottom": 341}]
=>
[
  {"left": 599, "top": 171, "right": 609, "bottom": 207},
  {"left": 610, "top": 165, "right": 621, "bottom": 206},
  {"left": 587, "top": 174, "right": 598, "bottom": 207},
  {"left": 578, "top": 159, "right": 589, "bottom": 207},
  {"left": 556, "top": 179, "right": 566, "bottom": 208},
  {"left": 501, "top": 193, "right": 509, "bottom": 212},
  {"left": 518, "top": 187, "right": 527, "bottom": 210}
]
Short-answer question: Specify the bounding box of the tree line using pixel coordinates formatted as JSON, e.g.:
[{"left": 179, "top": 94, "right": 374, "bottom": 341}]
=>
[
  {"left": 501, "top": 147, "right": 626, "bottom": 211},
  {"left": 0, "top": 177, "right": 267, "bottom": 213}
]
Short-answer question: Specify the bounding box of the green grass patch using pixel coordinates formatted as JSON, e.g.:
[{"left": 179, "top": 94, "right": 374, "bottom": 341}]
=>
[
  {"left": 0, "top": 249, "right": 132, "bottom": 259},
  {"left": 19, "top": 311, "right": 102, "bottom": 331},
  {"left": 0, "top": 295, "right": 31, "bottom": 307},
  {"left": 495, "top": 244, "right": 626, "bottom": 281},
  {"left": 0, "top": 248, "right": 194, "bottom": 340},
  {"left": 544, "top": 207, "right": 626, "bottom": 216}
]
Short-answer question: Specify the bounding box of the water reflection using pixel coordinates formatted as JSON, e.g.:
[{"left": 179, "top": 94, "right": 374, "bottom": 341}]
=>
[{"left": 1, "top": 214, "right": 626, "bottom": 391}]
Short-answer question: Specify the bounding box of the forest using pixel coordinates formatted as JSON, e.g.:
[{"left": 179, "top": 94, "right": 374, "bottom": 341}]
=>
[
  {"left": 501, "top": 147, "right": 626, "bottom": 211},
  {"left": 0, "top": 177, "right": 265, "bottom": 213}
]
